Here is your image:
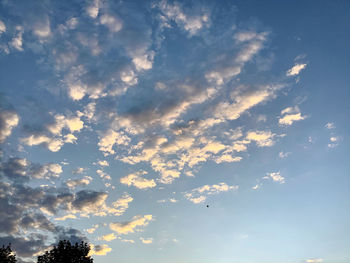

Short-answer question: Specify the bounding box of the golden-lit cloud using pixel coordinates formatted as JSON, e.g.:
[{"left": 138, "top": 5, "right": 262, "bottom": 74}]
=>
[
  {"left": 120, "top": 171, "right": 156, "bottom": 189},
  {"left": 109, "top": 215, "right": 153, "bottom": 234},
  {"left": 304, "top": 259, "right": 323, "bottom": 263},
  {"left": 99, "top": 233, "right": 117, "bottom": 242},
  {"left": 89, "top": 244, "right": 112, "bottom": 256},
  {"left": 279, "top": 106, "right": 306, "bottom": 126},
  {"left": 185, "top": 183, "right": 238, "bottom": 204},
  {"left": 0, "top": 110, "right": 19, "bottom": 143},
  {"left": 140, "top": 237, "right": 153, "bottom": 244}
]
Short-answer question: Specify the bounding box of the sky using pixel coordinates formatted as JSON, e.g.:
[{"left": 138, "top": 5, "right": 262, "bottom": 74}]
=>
[{"left": 0, "top": 0, "right": 350, "bottom": 263}]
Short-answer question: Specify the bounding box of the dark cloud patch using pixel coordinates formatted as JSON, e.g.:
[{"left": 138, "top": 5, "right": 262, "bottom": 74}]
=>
[
  {"left": 0, "top": 158, "right": 29, "bottom": 183},
  {"left": 0, "top": 235, "right": 45, "bottom": 258},
  {"left": 72, "top": 190, "right": 107, "bottom": 210}
]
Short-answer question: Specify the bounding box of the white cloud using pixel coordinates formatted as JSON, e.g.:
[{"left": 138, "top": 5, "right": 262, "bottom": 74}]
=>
[
  {"left": 286, "top": 63, "right": 307, "bottom": 76},
  {"left": 66, "top": 176, "right": 92, "bottom": 189},
  {"left": 120, "top": 171, "right": 156, "bottom": 189},
  {"left": 22, "top": 135, "right": 64, "bottom": 152},
  {"left": 279, "top": 106, "right": 306, "bottom": 126},
  {"left": 10, "top": 27, "right": 24, "bottom": 51},
  {"left": 156, "top": 0, "right": 210, "bottom": 36},
  {"left": 185, "top": 183, "right": 238, "bottom": 204},
  {"left": 246, "top": 130, "right": 276, "bottom": 147},
  {"left": 55, "top": 214, "right": 77, "bottom": 221},
  {"left": 0, "top": 110, "right": 19, "bottom": 143},
  {"left": 120, "top": 69, "right": 138, "bottom": 85},
  {"left": 86, "top": 0, "right": 100, "bottom": 19},
  {"left": 47, "top": 114, "right": 84, "bottom": 135},
  {"left": 279, "top": 151, "right": 291, "bottom": 158},
  {"left": 263, "top": 172, "right": 285, "bottom": 184},
  {"left": 68, "top": 84, "right": 86, "bottom": 101},
  {"left": 98, "top": 160, "right": 109, "bottom": 167},
  {"left": 33, "top": 16, "right": 51, "bottom": 38},
  {"left": 109, "top": 215, "right": 153, "bottom": 234},
  {"left": 328, "top": 136, "right": 341, "bottom": 148},
  {"left": 98, "top": 129, "right": 130, "bottom": 155},
  {"left": 325, "top": 122, "right": 335, "bottom": 129},
  {"left": 132, "top": 51, "right": 155, "bottom": 71},
  {"left": 0, "top": 20, "right": 6, "bottom": 34},
  {"left": 214, "top": 85, "right": 283, "bottom": 122},
  {"left": 252, "top": 184, "right": 261, "bottom": 190},
  {"left": 214, "top": 155, "right": 242, "bottom": 164},
  {"left": 100, "top": 14, "right": 123, "bottom": 33}
]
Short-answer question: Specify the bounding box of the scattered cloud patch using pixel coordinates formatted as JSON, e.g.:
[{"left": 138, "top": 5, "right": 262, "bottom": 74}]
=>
[
  {"left": 263, "top": 172, "right": 285, "bottom": 184},
  {"left": 279, "top": 106, "right": 306, "bottom": 126},
  {"left": 304, "top": 259, "right": 323, "bottom": 263},
  {"left": 140, "top": 237, "right": 153, "bottom": 244},
  {"left": 89, "top": 244, "right": 112, "bottom": 256},
  {"left": 120, "top": 171, "right": 156, "bottom": 189},
  {"left": 110, "top": 215, "right": 153, "bottom": 235},
  {"left": 0, "top": 110, "right": 19, "bottom": 143},
  {"left": 185, "top": 183, "right": 238, "bottom": 204},
  {"left": 286, "top": 63, "right": 307, "bottom": 76}
]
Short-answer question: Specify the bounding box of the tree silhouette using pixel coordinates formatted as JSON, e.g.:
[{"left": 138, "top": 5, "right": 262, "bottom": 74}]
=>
[
  {"left": 0, "top": 243, "right": 17, "bottom": 263},
  {"left": 37, "top": 240, "right": 93, "bottom": 263}
]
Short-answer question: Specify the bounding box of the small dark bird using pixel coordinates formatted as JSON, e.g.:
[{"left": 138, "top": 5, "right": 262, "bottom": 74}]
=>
[{"left": 206, "top": 205, "right": 209, "bottom": 208}]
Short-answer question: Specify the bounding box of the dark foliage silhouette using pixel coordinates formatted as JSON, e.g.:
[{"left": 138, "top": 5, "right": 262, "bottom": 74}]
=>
[
  {"left": 37, "top": 240, "right": 93, "bottom": 263},
  {"left": 0, "top": 243, "right": 16, "bottom": 263}
]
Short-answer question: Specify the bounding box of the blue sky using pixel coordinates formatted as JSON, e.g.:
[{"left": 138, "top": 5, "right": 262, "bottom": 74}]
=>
[{"left": 0, "top": 1, "right": 349, "bottom": 263}]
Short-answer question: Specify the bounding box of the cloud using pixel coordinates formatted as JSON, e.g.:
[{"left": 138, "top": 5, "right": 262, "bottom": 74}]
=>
[
  {"left": 110, "top": 194, "right": 133, "bottom": 216},
  {"left": 140, "top": 237, "right": 153, "bottom": 244},
  {"left": 100, "top": 14, "right": 123, "bottom": 33},
  {"left": 155, "top": 0, "right": 210, "bottom": 36},
  {"left": 22, "top": 112, "right": 84, "bottom": 152},
  {"left": 213, "top": 84, "right": 283, "bottom": 122},
  {"left": 328, "top": 136, "right": 341, "bottom": 148},
  {"left": 263, "top": 172, "right": 285, "bottom": 184},
  {"left": 325, "top": 122, "right": 335, "bottom": 129},
  {"left": 279, "top": 106, "right": 306, "bottom": 126},
  {"left": 185, "top": 183, "right": 238, "bottom": 204},
  {"left": 99, "top": 233, "right": 117, "bottom": 242},
  {"left": 252, "top": 184, "right": 261, "bottom": 190},
  {"left": 55, "top": 214, "right": 77, "bottom": 221},
  {"left": 286, "top": 63, "right": 307, "bottom": 76},
  {"left": 246, "top": 130, "right": 276, "bottom": 147},
  {"left": 98, "top": 160, "right": 109, "bottom": 166},
  {"left": 22, "top": 134, "right": 64, "bottom": 152},
  {"left": 304, "top": 259, "right": 323, "bottom": 263},
  {"left": 0, "top": 20, "right": 6, "bottom": 34},
  {"left": 86, "top": 225, "right": 99, "bottom": 234},
  {"left": 109, "top": 215, "right": 153, "bottom": 235},
  {"left": 279, "top": 151, "right": 291, "bottom": 158},
  {"left": 89, "top": 244, "right": 112, "bottom": 256},
  {"left": 32, "top": 15, "right": 51, "bottom": 38},
  {"left": 0, "top": 110, "right": 19, "bottom": 143},
  {"left": 120, "top": 171, "right": 156, "bottom": 189},
  {"left": 10, "top": 27, "right": 24, "bottom": 51},
  {"left": 65, "top": 176, "right": 92, "bottom": 189},
  {"left": 86, "top": 0, "right": 100, "bottom": 19},
  {"left": 98, "top": 129, "right": 131, "bottom": 155}
]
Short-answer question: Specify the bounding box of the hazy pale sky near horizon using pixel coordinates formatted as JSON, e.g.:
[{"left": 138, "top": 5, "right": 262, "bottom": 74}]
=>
[{"left": 0, "top": 0, "right": 349, "bottom": 263}]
